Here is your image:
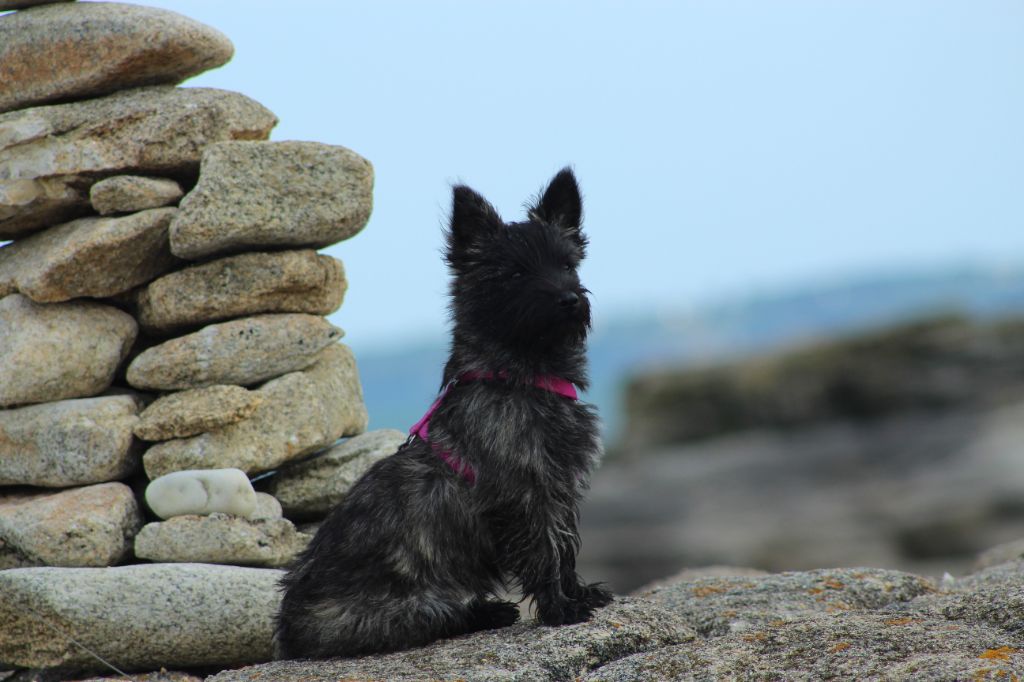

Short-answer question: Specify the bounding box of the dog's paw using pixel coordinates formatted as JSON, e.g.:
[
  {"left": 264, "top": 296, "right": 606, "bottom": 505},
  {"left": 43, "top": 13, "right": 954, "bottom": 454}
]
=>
[
  {"left": 576, "top": 582, "right": 614, "bottom": 609},
  {"left": 538, "top": 584, "right": 614, "bottom": 626},
  {"left": 467, "top": 599, "right": 520, "bottom": 631}
]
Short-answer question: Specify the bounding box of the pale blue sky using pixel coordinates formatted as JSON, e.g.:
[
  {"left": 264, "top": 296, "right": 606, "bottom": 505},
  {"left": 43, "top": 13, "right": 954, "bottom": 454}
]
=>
[{"left": 144, "top": 0, "right": 1024, "bottom": 351}]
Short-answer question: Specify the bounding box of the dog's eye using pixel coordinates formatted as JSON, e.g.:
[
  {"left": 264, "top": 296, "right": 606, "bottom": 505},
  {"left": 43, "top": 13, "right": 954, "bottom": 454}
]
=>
[{"left": 564, "top": 262, "right": 574, "bottom": 271}]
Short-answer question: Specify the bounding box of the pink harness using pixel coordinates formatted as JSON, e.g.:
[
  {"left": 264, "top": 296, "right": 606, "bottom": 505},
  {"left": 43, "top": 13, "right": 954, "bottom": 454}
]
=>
[{"left": 408, "top": 370, "right": 579, "bottom": 485}]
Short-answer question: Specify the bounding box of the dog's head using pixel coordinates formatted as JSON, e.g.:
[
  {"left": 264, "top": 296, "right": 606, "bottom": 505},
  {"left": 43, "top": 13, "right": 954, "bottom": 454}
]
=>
[{"left": 445, "top": 168, "right": 591, "bottom": 350}]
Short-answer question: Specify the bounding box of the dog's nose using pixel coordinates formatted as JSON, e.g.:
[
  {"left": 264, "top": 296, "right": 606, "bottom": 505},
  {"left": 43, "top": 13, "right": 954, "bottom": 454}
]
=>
[{"left": 559, "top": 291, "right": 580, "bottom": 309}]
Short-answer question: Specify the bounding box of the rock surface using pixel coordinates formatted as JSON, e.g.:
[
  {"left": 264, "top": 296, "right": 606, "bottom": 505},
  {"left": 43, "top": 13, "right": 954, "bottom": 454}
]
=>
[
  {"left": 208, "top": 562, "right": 1024, "bottom": 682},
  {"left": 269, "top": 429, "right": 405, "bottom": 519},
  {"left": 0, "top": 207, "right": 179, "bottom": 302},
  {"left": 0, "top": 563, "right": 281, "bottom": 671},
  {"left": 0, "top": 395, "right": 140, "bottom": 487},
  {"left": 134, "top": 385, "right": 261, "bottom": 441},
  {"left": 126, "top": 314, "right": 342, "bottom": 391},
  {"left": 0, "top": 295, "right": 137, "bottom": 407},
  {"left": 143, "top": 344, "right": 368, "bottom": 478},
  {"left": 0, "top": 0, "right": 73, "bottom": 10},
  {"left": 169, "top": 141, "right": 373, "bottom": 259},
  {"left": 0, "top": 86, "right": 276, "bottom": 238},
  {"left": 0, "top": 483, "right": 142, "bottom": 569},
  {"left": 209, "top": 597, "right": 694, "bottom": 682},
  {"left": 90, "top": 174, "right": 183, "bottom": 215},
  {"left": 0, "top": 2, "right": 233, "bottom": 113},
  {"left": 136, "top": 249, "right": 346, "bottom": 333},
  {"left": 134, "top": 514, "right": 308, "bottom": 567},
  {"left": 144, "top": 468, "right": 256, "bottom": 519}
]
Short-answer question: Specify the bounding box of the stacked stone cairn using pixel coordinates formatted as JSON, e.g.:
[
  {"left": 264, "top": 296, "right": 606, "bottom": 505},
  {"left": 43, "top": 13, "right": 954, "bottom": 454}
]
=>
[{"left": 0, "top": 1, "right": 407, "bottom": 677}]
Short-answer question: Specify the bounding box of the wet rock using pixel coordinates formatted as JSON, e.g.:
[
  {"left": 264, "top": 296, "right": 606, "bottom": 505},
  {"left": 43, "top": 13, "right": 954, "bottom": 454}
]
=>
[
  {"left": 0, "top": 295, "right": 136, "bottom": 407},
  {"left": 126, "top": 314, "right": 342, "bottom": 391},
  {"left": 90, "top": 175, "right": 183, "bottom": 215},
  {"left": 0, "top": 395, "right": 140, "bottom": 487},
  {"left": 0, "top": 207, "right": 179, "bottom": 302},
  {"left": 169, "top": 141, "right": 372, "bottom": 259},
  {"left": 0, "top": 86, "right": 276, "bottom": 238},
  {"left": 136, "top": 250, "right": 346, "bottom": 333},
  {"left": 134, "top": 385, "right": 261, "bottom": 441},
  {"left": 143, "top": 344, "right": 368, "bottom": 478},
  {"left": 0, "top": 483, "right": 142, "bottom": 568},
  {"left": 0, "top": 2, "right": 233, "bottom": 113},
  {"left": 269, "top": 429, "right": 406, "bottom": 520}
]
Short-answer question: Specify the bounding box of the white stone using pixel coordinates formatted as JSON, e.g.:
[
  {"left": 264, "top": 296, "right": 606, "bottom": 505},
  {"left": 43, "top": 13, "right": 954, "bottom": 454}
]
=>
[{"left": 145, "top": 468, "right": 256, "bottom": 520}]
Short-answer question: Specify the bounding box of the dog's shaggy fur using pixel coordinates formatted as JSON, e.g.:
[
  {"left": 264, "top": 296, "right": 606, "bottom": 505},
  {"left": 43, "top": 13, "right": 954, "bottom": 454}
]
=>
[{"left": 274, "top": 168, "right": 611, "bottom": 659}]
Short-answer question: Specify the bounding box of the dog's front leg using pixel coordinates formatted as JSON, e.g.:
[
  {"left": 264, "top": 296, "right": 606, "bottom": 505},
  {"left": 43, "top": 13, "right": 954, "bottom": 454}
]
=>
[{"left": 511, "top": 497, "right": 612, "bottom": 625}]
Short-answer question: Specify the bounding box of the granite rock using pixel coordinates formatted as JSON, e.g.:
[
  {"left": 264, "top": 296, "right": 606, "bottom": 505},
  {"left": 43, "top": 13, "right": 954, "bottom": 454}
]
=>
[
  {"left": 144, "top": 344, "right": 368, "bottom": 478},
  {"left": 0, "top": 86, "right": 276, "bottom": 238},
  {"left": 144, "top": 468, "right": 256, "bottom": 519},
  {"left": 0, "top": 2, "right": 233, "bottom": 113},
  {"left": 169, "top": 141, "right": 373, "bottom": 259},
  {"left": 134, "top": 385, "right": 261, "bottom": 441},
  {"left": 0, "top": 395, "right": 140, "bottom": 487},
  {"left": 0, "top": 0, "right": 74, "bottom": 10},
  {"left": 0, "top": 563, "right": 281, "bottom": 671},
  {"left": 636, "top": 566, "right": 937, "bottom": 637},
  {"left": 269, "top": 429, "right": 406, "bottom": 520},
  {"left": 0, "top": 207, "right": 179, "bottom": 302},
  {"left": 134, "top": 514, "right": 308, "bottom": 568},
  {"left": 208, "top": 597, "right": 692, "bottom": 682},
  {"left": 0, "top": 483, "right": 142, "bottom": 569},
  {"left": 90, "top": 175, "right": 183, "bottom": 215},
  {"left": 252, "top": 492, "right": 283, "bottom": 520},
  {"left": 581, "top": 612, "right": 1022, "bottom": 681},
  {"left": 0, "top": 295, "right": 137, "bottom": 407},
  {"left": 136, "top": 249, "right": 346, "bottom": 333},
  {"left": 126, "top": 314, "right": 343, "bottom": 391}
]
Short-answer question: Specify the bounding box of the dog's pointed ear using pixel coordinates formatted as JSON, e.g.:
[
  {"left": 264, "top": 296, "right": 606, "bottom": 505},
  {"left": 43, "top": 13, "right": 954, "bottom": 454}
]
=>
[
  {"left": 529, "top": 167, "right": 584, "bottom": 246},
  {"left": 446, "top": 184, "right": 503, "bottom": 264}
]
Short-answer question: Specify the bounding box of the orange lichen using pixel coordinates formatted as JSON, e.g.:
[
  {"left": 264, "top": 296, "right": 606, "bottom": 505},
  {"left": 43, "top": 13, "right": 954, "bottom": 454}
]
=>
[
  {"left": 822, "top": 579, "right": 845, "bottom": 590},
  {"left": 884, "top": 617, "right": 918, "bottom": 626},
  {"left": 830, "top": 642, "right": 851, "bottom": 653},
  {"left": 980, "top": 647, "right": 1020, "bottom": 662},
  {"left": 692, "top": 585, "right": 727, "bottom": 597}
]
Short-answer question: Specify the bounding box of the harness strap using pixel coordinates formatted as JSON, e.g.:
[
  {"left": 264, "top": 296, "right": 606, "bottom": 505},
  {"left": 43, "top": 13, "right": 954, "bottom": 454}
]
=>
[{"left": 408, "top": 371, "right": 579, "bottom": 484}]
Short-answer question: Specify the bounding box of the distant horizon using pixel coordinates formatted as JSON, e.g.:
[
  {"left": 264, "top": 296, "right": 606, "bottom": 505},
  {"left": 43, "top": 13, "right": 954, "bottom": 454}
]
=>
[{"left": 343, "top": 255, "right": 1024, "bottom": 354}]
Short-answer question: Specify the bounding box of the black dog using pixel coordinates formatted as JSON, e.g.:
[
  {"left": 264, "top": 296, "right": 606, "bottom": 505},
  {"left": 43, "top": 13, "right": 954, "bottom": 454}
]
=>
[{"left": 274, "top": 168, "right": 612, "bottom": 659}]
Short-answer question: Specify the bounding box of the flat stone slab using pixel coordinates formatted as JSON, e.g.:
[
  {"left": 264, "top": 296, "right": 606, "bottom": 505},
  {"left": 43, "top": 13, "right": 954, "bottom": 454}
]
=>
[
  {"left": 90, "top": 174, "right": 183, "bottom": 215},
  {"left": 0, "top": 563, "right": 282, "bottom": 671},
  {"left": 0, "top": 395, "right": 140, "bottom": 487},
  {"left": 134, "top": 385, "right": 262, "bottom": 441},
  {"left": 0, "top": 2, "right": 233, "bottom": 114},
  {"left": 0, "top": 482, "right": 142, "bottom": 569},
  {"left": 269, "top": 429, "right": 406, "bottom": 520},
  {"left": 209, "top": 598, "right": 692, "bottom": 682},
  {"left": 126, "top": 314, "right": 343, "bottom": 391},
  {"left": 144, "top": 344, "right": 368, "bottom": 478},
  {"left": 145, "top": 468, "right": 257, "bottom": 520},
  {"left": 0, "top": 207, "right": 179, "bottom": 303},
  {"left": 0, "top": 294, "right": 137, "bottom": 407},
  {"left": 135, "top": 514, "right": 309, "bottom": 567},
  {"left": 0, "top": 86, "right": 276, "bottom": 238},
  {"left": 169, "top": 141, "right": 373, "bottom": 259},
  {"left": 136, "top": 249, "right": 346, "bottom": 333}
]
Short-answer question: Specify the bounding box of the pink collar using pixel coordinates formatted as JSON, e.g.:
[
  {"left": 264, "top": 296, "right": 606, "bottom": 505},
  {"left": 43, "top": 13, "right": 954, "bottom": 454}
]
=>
[{"left": 409, "top": 371, "right": 579, "bottom": 484}]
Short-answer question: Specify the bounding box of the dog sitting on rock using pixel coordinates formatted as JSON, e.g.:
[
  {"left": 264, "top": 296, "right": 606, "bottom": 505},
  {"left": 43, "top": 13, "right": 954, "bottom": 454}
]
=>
[{"left": 274, "top": 168, "right": 612, "bottom": 658}]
